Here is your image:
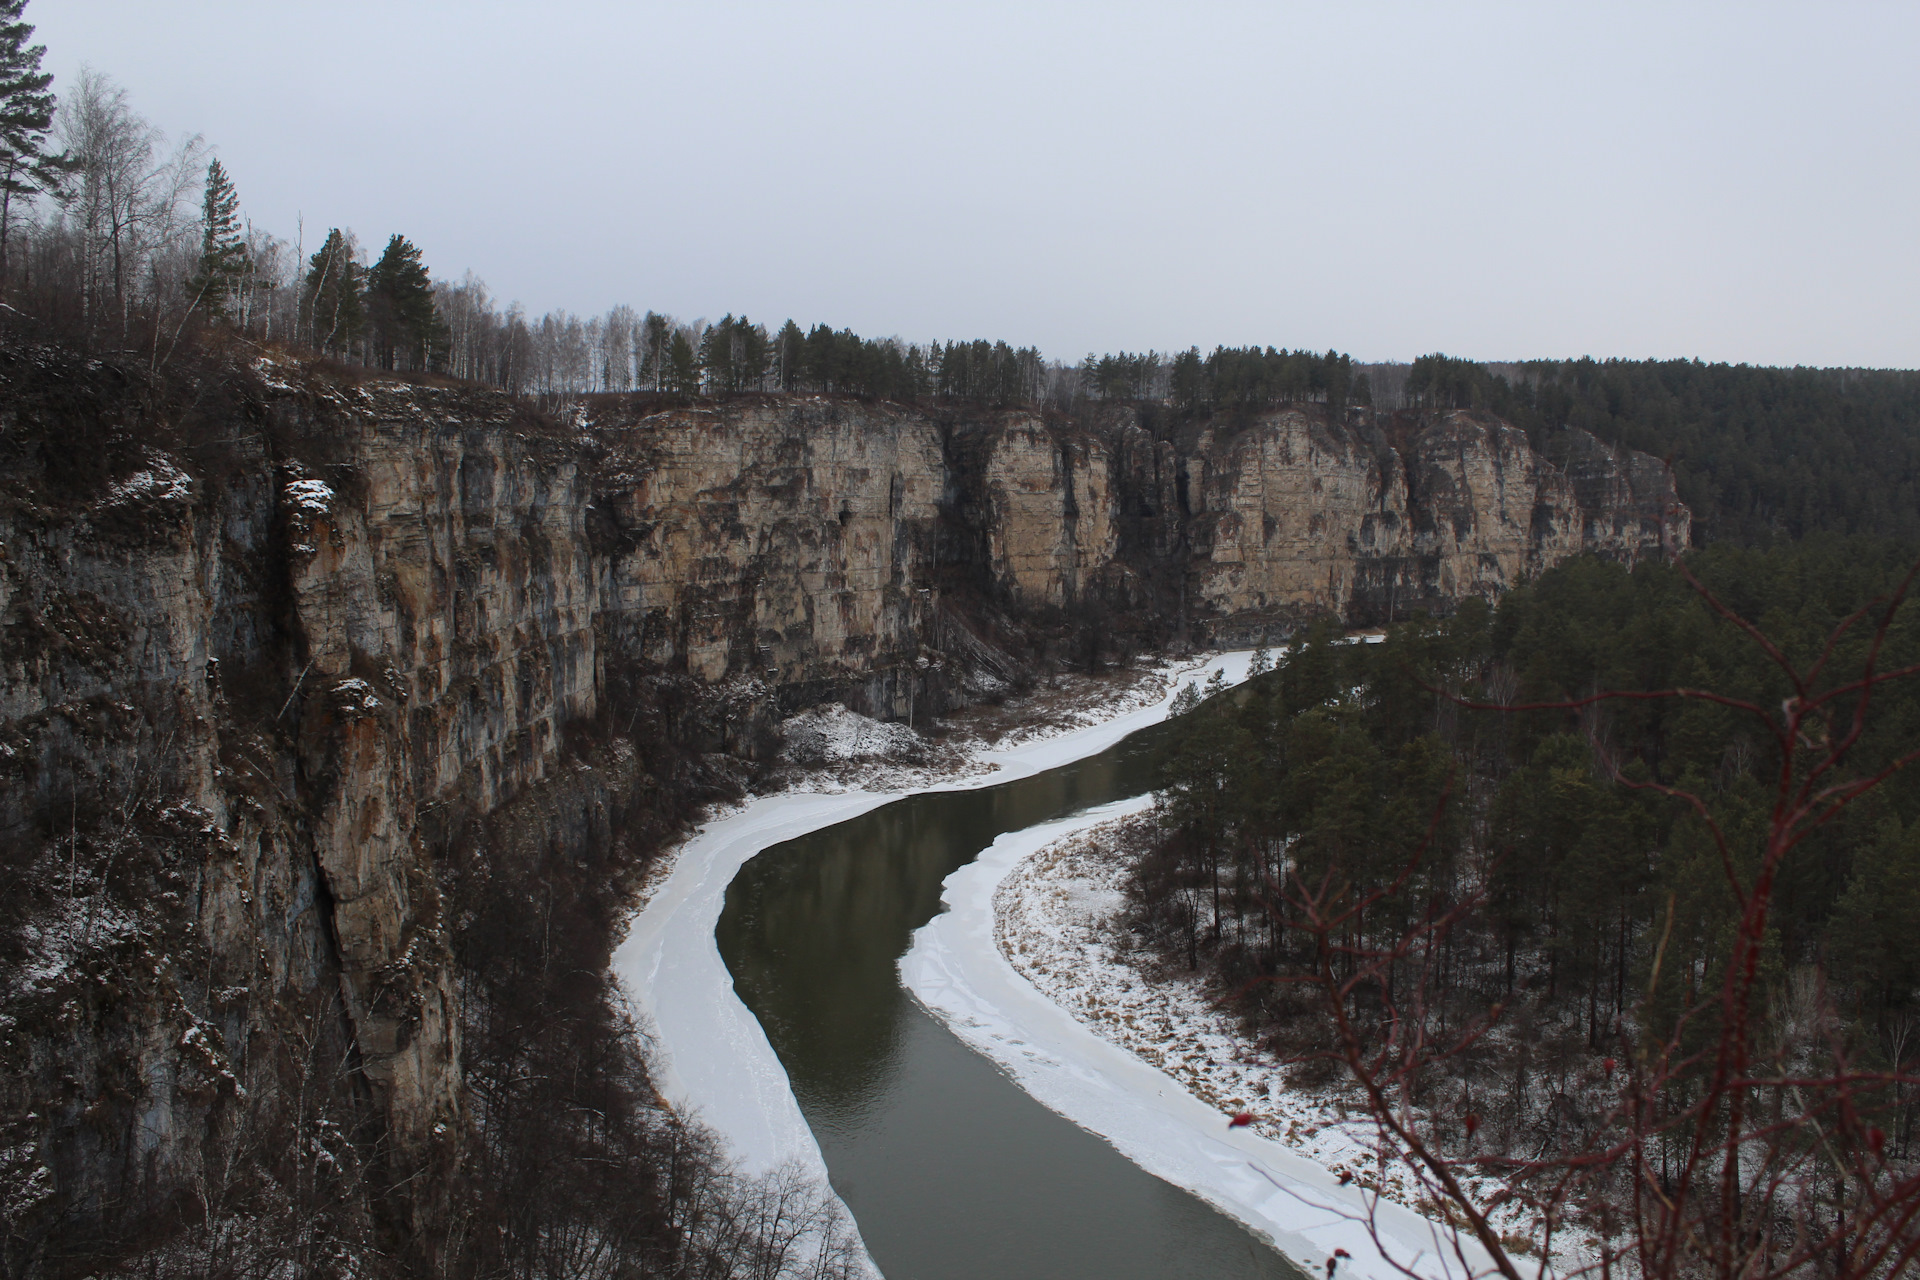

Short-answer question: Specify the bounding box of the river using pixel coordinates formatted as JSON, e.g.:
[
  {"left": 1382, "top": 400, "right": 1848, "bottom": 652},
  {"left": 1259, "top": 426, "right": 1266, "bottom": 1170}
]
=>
[{"left": 715, "top": 716, "right": 1304, "bottom": 1280}]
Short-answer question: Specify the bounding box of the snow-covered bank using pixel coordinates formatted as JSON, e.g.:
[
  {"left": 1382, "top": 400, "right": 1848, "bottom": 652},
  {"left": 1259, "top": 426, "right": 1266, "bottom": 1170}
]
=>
[
  {"left": 608, "top": 653, "right": 1256, "bottom": 1265},
  {"left": 902, "top": 808, "right": 1500, "bottom": 1280},
  {"left": 994, "top": 815, "right": 1395, "bottom": 1185}
]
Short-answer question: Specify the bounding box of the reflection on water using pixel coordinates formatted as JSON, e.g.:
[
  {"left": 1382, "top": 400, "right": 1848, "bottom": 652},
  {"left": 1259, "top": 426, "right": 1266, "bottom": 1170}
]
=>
[{"left": 718, "top": 727, "right": 1303, "bottom": 1280}]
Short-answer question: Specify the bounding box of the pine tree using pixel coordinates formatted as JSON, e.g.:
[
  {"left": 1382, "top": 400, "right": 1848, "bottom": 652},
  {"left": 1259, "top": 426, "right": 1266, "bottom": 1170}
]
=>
[
  {"left": 303, "top": 228, "right": 363, "bottom": 357},
  {"left": 666, "top": 328, "right": 698, "bottom": 394},
  {"left": 0, "top": 0, "right": 73, "bottom": 283},
  {"left": 699, "top": 313, "right": 736, "bottom": 392},
  {"left": 1169, "top": 346, "right": 1205, "bottom": 411},
  {"left": 1829, "top": 818, "right": 1920, "bottom": 1018},
  {"left": 187, "top": 159, "right": 248, "bottom": 319},
  {"left": 367, "top": 233, "right": 438, "bottom": 370}
]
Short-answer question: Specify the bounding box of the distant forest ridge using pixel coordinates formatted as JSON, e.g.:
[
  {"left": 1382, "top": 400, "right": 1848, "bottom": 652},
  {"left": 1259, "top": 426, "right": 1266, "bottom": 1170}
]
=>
[{"left": 12, "top": 67, "right": 1920, "bottom": 547}]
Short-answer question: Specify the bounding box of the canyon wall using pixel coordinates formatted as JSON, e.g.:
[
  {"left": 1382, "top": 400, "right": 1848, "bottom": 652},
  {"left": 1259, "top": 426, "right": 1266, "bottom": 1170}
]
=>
[{"left": 0, "top": 348, "right": 1684, "bottom": 1268}]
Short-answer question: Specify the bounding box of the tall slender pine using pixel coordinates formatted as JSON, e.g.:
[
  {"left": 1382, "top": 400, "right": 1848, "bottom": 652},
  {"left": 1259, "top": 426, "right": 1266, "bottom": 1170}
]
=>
[
  {"left": 188, "top": 159, "right": 248, "bottom": 319},
  {"left": 303, "top": 228, "right": 363, "bottom": 356},
  {"left": 0, "top": 0, "right": 72, "bottom": 284}
]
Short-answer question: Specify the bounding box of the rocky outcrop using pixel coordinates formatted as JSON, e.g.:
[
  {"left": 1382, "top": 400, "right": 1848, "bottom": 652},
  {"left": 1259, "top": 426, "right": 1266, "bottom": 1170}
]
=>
[
  {"left": 592, "top": 398, "right": 947, "bottom": 712},
  {"left": 0, "top": 347, "right": 1684, "bottom": 1268},
  {"left": 1160, "top": 408, "right": 1687, "bottom": 640}
]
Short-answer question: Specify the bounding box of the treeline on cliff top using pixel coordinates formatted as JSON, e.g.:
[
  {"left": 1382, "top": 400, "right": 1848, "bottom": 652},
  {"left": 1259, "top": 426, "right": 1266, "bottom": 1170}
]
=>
[
  {"left": 11, "top": 53, "right": 1920, "bottom": 546},
  {"left": 1143, "top": 536, "right": 1920, "bottom": 1267}
]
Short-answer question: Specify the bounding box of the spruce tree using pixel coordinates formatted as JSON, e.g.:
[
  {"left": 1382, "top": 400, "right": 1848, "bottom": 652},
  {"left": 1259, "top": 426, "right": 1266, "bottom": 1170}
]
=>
[
  {"left": 0, "top": 0, "right": 73, "bottom": 283},
  {"left": 667, "top": 329, "right": 698, "bottom": 394},
  {"left": 188, "top": 159, "right": 248, "bottom": 319},
  {"left": 699, "top": 313, "right": 736, "bottom": 391},
  {"left": 366, "top": 233, "right": 438, "bottom": 369},
  {"left": 774, "top": 319, "right": 804, "bottom": 391}
]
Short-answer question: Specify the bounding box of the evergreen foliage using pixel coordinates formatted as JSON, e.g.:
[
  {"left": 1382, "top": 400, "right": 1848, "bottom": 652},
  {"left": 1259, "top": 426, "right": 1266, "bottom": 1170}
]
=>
[
  {"left": 366, "top": 233, "right": 439, "bottom": 370},
  {"left": 1145, "top": 540, "right": 1920, "bottom": 1088},
  {"left": 697, "top": 313, "right": 769, "bottom": 392},
  {"left": 666, "top": 327, "right": 698, "bottom": 394},
  {"left": 1203, "top": 346, "right": 1352, "bottom": 413},
  {"left": 1403, "top": 354, "right": 1920, "bottom": 544},
  {"left": 1081, "top": 349, "right": 1162, "bottom": 400},
  {"left": 186, "top": 158, "right": 247, "bottom": 319},
  {"left": 0, "top": 0, "right": 70, "bottom": 281},
  {"left": 639, "top": 310, "right": 673, "bottom": 390}
]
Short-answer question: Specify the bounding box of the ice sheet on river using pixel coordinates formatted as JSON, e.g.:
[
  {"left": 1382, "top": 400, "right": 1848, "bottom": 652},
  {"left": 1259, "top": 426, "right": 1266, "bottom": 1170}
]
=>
[
  {"left": 612, "top": 650, "right": 1299, "bottom": 1273},
  {"left": 901, "top": 806, "right": 1500, "bottom": 1280},
  {"left": 614, "top": 653, "right": 1250, "bottom": 1167}
]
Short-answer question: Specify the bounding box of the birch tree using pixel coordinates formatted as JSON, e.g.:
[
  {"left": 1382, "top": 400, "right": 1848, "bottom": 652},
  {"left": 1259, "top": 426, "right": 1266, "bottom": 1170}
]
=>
[{"left": 54, "top": 68, "right": 201, "bottom": 344}]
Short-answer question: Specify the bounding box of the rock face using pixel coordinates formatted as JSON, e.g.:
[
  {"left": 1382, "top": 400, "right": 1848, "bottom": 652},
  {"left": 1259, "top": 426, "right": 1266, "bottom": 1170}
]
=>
[
  {"left": 0, "top": 349, "right": 1684, "bottom": 1263},
  {"left": 593, "top": 398, "right": 947, "bottom": 709},
  {"left": 1159, "top": 408, "right": 1687, "bottom": 641}
]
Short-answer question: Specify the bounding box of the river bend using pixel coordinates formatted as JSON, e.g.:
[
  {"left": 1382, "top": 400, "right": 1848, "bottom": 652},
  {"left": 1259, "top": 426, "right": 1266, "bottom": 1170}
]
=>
[{"left": 716, "top": 714, "right": 1302, "bottom": 1279}]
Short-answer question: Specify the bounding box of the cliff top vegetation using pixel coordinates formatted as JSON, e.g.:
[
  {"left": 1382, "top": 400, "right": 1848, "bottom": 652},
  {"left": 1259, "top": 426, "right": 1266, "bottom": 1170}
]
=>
[{"left": 2, "top": 35, "right": 1917, "bottom": 553}]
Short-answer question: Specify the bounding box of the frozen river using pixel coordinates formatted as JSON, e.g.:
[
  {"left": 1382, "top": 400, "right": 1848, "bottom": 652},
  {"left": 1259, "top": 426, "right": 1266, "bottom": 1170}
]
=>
[
  {"left": 617, "top": 655, "right": 1484, "bottom": 1279},
  {"left": 715, "top": 700, "right": 1299, "bottom": 1279}
]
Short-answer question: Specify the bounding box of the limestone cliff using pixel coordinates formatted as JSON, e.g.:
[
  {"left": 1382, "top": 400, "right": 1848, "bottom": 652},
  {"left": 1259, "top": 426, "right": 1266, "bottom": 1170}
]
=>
[{"left": 0, "top": 346, "right": 1684, "bottom": 1269}]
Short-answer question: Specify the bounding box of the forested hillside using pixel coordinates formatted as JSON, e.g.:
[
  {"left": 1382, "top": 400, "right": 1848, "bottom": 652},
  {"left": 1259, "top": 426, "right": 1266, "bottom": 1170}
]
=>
[
  {"left": 1138, "top": 538, "right": 1920, "bottom": 1269},
  {"left": 1149, "top": 538, "right": 1920, "bottom": 1035},
  {"left": 1397, "top": 355, "right": 1920, "bottom": 545}
]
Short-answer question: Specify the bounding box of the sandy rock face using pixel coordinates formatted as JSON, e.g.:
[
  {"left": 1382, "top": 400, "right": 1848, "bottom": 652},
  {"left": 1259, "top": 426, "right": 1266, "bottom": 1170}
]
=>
[
  {"left": 979, "top": 415, "right": 1119, "bottom": 610},
  {"left": 578, "top": 398, "right": 1682, "bottom": 669},
  {"left": 594, "top": 399, "right": 945, "bottom": 699},
  {"left": 1111, "top": 408, "right": 1687, "bottom": 639}
]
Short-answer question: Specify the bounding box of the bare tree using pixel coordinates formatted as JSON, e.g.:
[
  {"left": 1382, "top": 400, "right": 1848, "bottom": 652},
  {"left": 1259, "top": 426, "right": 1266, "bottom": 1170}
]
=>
[
  {"left": 52, "top": 68, "right": 202, "bottom": 346},
  {"left": 603, "top": 302, "right": 637, "bottom": 391}
]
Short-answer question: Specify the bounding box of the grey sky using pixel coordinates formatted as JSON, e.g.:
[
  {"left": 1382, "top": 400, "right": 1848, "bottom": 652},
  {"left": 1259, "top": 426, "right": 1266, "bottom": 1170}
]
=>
[{"left": 37, "top": 1, "right": 1920, "bottom": 367}]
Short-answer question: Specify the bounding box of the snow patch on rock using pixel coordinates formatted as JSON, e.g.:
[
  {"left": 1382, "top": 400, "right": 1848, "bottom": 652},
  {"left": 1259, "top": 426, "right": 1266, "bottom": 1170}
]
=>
[
  {"left": 779, "top": 703, "right": 924, "bottom": 764},
  {"left": 283, "top": 477, "right": 336, "bottom": 554},
  {"left": 99, "top": 451, "right": 193, "bottom": 508},
  {"left": 283, "top": 478, "right": 335, "bottom": 517}
]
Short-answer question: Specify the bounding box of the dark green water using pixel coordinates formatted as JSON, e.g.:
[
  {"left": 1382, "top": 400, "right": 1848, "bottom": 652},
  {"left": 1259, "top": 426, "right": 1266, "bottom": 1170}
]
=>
[{"left": 716, "top": 725, "right": 1302, "bottom": 1280}]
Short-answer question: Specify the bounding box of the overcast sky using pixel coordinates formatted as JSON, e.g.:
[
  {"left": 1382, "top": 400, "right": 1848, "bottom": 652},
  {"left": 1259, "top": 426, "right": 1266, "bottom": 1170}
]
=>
[{"left": 36, "top": 1, "right": 1920, "bottom": 367}]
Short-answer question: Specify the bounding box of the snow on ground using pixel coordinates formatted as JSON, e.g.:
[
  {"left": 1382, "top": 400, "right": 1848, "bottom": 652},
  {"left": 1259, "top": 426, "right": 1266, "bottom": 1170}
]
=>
[
  {"left": 758, "top": 656, "right": 1198, "bottom": 798},
  {"left": 976, "top": 809, "right": 1598, "bottom": 1277},
  {"left": 903, "top": 800, "right": 1499, "bottom": 1280},
  {"left": 779, "top": 703, "right": 925, "bottom": 765},
  {"left": 610, "top": 651, "right": 1253, "bottom": 1274},
  {"left": 993, "top": 812, "right": 1389, "bottom": 1189},
  {"left": 943, "top": 658, "right": 1191, "bottom": 751}
]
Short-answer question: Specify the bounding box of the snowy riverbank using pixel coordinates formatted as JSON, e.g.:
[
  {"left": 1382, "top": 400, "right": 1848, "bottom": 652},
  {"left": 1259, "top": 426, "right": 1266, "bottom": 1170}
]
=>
[
  {"left": 901, "top": 804, "right": 1502, "bottom": 1280},
  {"left": 608, "top": 652, "right": 1253, "bottom": 1270}
]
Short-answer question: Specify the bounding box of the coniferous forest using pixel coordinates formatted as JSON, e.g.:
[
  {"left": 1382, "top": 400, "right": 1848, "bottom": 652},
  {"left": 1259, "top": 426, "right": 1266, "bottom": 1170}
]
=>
[{"left": 1142, "top": 538, "right": 1920, "bottom": 1272}]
